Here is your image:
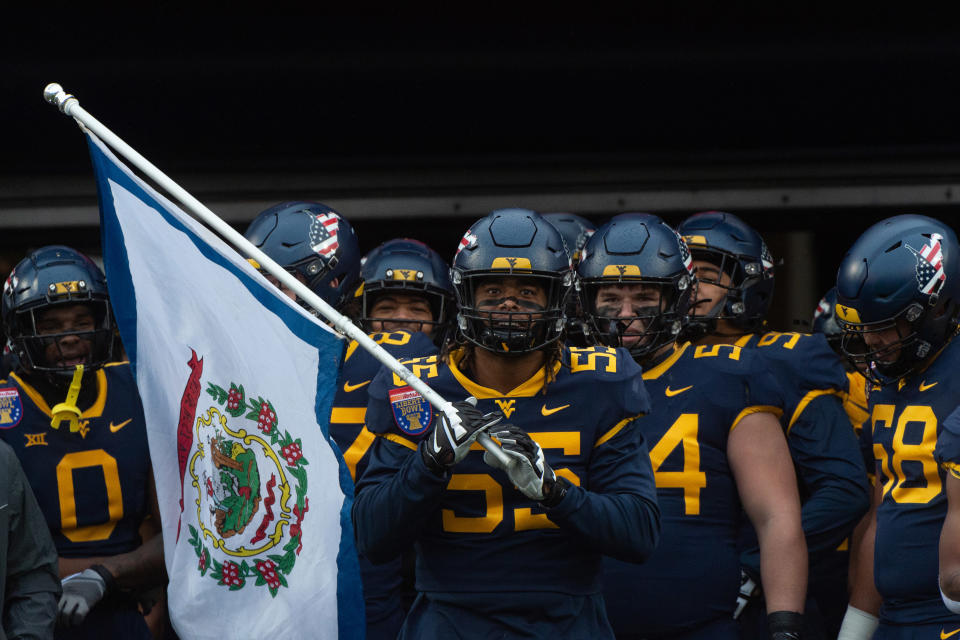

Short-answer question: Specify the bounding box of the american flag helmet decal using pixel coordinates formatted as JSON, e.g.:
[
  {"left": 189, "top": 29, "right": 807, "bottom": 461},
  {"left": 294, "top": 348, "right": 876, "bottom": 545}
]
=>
[
  {"left": 814, "top": 296, "right": 830, "bottom": 320},
  {"left": 456, "top": 229, "right": 478, "bottom": 258},
  {"left": 674, "top": 229, "right": 694, "bottom": 275},
  {"left": 309, "top": 212, "right": 340, "bottom": 259},
  {"left": 906, "top": 232, "right": 947, "bottom": 295},
  {"left": 760, "top": 242, "right": 774, "bottom": 273}
]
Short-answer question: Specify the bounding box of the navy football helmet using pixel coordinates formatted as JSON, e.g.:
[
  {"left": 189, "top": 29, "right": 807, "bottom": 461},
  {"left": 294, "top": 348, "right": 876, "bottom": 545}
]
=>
[
  {"left": 578, "top": 214, "right": 695, "bottom": 361},
  {"left": 2, "top": 246, "right": 115, "bottom": 375},
  {"left": 244, "top": 201, "right": 361, "bottom": 310},
  {"left": 452, "top": 208, "right": 573, "bottom": 354},
  {"left": 542, "top": 213, "right": 596, "bottom": 264},
  {"left": 677, "top": 211, "right": 774, "bottom": 337},
  {"left": 543, "top": 213, "right": 597, "bottom": 346},
  {"left": 835, "top": 214, "right": 960, "bottom": 385},
  {"left": 356, "top": 238, "right": 455, "bottom": 344},
  {"left": 812, "top": 287, "right": 843, "bottom": 355}
]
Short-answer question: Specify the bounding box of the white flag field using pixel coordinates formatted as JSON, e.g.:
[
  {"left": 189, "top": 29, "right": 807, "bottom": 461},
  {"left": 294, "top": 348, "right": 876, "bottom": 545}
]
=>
[{"left": 86, "top": 132, "right": 364, "bottom": 639}]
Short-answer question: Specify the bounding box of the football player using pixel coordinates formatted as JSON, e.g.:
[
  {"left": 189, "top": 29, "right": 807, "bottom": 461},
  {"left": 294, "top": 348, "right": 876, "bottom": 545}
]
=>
[
  {"left": 834, "top": 215, "right": 960, "bottom": 639},
  {"left": 678, "top": 211, "right": 870, "bottom": 639},
  {"left": 0, "top": 246, "right": 164, "bottom": 638},
  {"left": 243, "top": 206, "right": 436, "bottom": 638},
  {"left": 340, "top": 238, "right": 454, "bottom": 638},
  {"left": 580, "top": 213, "right": 807, "bottom": 640},
  {"left": 353, "top": 208, "right": 660, "bottom": 639}
]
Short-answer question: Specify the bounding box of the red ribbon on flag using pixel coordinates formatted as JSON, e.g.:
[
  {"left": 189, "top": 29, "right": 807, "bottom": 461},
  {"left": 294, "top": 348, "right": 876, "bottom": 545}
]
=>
[
  {"left": 176, "top": 349, "right": 203, "bottom": 541},
  {"left": 250, "top": 474, "right": 277, "bottom": 544},
  {"left": 290, "top": 498, "right": 309, "bottom": 555}
]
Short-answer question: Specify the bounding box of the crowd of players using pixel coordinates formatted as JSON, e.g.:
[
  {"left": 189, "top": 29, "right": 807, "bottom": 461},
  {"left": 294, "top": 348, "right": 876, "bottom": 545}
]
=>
[{"left": 2, "top": 201, "right": 960, "bottom": 640}]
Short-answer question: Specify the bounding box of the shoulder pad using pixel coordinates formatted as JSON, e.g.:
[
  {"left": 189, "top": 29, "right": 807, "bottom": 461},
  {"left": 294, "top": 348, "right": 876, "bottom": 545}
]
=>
[
  {"left": 366, "top": 356, "right": 440, "bottom": 439},
  {"left": 368, "top": 354, "right": 442, "bottom": 402},
  {"left": 690, "top": 343, "right": 745, "bottom": 364},
  {"left": 754, "top": 332, "right": 847, "bottom": 392},
  {"left": 563, "top": 345, "right": 642, "bottom": 381},
  {"left": 345, "top": 330, "right": 437, "bottom": 364},
  {"left": 687, "top": 346, "right": 785, "bottom": 411}
]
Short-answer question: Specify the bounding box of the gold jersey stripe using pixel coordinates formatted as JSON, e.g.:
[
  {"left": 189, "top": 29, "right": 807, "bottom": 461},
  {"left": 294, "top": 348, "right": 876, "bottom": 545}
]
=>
[
  {"left": 595, "top": 414, "right": 644, "bottom": 448},
  {"left": 788, "top": 388, "right": 843, "bottom": 433},
  {"left": 382, "top": 432, "right": 417, "bottom": 451},
  {"left": 330, "top": 407, "right": 366, "bottom": 424},
  {"left": 731, "top": 405, "right": 783, "bottom": 432}
]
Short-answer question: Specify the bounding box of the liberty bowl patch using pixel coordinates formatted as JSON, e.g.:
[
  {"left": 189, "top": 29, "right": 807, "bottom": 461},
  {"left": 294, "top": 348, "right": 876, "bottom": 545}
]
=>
[
  {"left": 389, "top": 386, "right": 432, "bottom": 436},
  {"left": 0, "top": 388, "right": 23, "bottom": 429}
]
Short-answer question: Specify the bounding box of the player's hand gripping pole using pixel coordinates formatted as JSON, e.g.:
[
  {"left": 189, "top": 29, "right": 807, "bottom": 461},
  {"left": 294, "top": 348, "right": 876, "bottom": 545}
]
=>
[{"left": 43, "top": 82, "right": 511, "bottom": 467}]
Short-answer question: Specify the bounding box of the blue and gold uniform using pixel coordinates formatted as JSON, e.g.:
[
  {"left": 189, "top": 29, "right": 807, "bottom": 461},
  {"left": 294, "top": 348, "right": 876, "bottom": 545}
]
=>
[
  {"left": 330, "top": 330, "right": 438, "bottom": 483},
  {"left": 603, "top": 342, "right": 783, "bottom": 639},
  {"left": 0, "top": 363, "right": 150, "bottom": 558},
  {"left": 864, "top": 337, "right": 960, "bottom": 629},
  {"left": 329, "top": 329, "right": 437, "bottom": 640},
  {"left": 354, "top": 344, "right": 660, "bottom": 639},
  {"left": 736, "top": 331, "right": 870, "bottom": 637}
]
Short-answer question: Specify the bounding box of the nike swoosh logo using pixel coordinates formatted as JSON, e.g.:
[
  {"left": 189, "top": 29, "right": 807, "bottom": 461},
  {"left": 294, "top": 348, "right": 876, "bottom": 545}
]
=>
[
  {"left": 343, "top": 380, "right": 371, "bottom": 393},
  {"left": 0, "top": 504, "right": 7, "bottom": 510},
  {"left": 541, "top": 404, "right": 570, "bottom": 416},
  {"left": 665, "top": 385, "right": 693, "bottom": 397},
  {"left": 940, "top": 628, "right": 960, "bottom": 639},
  {"left": 920, "top": 381, "right": 939, "bottom": 392},
  {"left": 109, "top": 419, "right": 132, "bottom": 433}
]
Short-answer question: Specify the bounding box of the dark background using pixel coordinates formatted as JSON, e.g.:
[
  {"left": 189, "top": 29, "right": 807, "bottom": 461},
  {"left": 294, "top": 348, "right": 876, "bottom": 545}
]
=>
[{"left": 3, "top": 7, "right": 960, "bottom": 328}]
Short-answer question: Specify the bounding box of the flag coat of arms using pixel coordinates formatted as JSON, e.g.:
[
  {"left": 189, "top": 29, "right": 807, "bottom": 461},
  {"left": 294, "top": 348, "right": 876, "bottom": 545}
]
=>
[{"left": 86, "top": 134, "right": 363, "bottom": 639}]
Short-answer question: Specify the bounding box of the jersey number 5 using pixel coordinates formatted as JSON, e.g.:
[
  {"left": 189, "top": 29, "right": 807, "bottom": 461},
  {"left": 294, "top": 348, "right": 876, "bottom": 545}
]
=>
[{"left": 442, "top": 432, "right": 581, "bottom": 533}]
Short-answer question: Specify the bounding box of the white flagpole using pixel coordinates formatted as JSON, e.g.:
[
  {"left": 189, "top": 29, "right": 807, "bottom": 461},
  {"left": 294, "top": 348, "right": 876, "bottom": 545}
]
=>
[{"left": 43, "top": 82, "right": 510, "bottom": 466}]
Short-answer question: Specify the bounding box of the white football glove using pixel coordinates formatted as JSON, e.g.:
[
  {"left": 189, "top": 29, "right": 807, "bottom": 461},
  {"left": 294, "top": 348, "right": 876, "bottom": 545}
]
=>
[
  {"left": 733, "top": 568, "right": 760, "bottom": 619},
  {"left": 58, "top": 566, "right": 111, "bottom": 627},
  {"left": 483, "top": 424, "right": 557, "bottom": 502}
]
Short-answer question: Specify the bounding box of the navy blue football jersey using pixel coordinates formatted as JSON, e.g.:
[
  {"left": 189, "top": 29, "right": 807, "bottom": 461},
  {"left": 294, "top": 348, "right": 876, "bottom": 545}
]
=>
[
  {"left": 354, "top": 345, "right": 660, "bottom": 638},
  {"left": 735, "top": 331, "right": 849, "bottom": 423},
  {"left": 0, "top": 363, "right": 151, "bottom": 557},
  {"left": 737, "top": 332, "right": 869, "bottom": 575},
  {"left": 603, "top": 342, "right": 783, "bottom": 637},
  {"left": 867, "top": 336, "right": 960, "bottom": 625},
  {"left": 330, "top": 330, "right": 437, "bottom": 482},
  {"left": 329, "top": 330, "right": 435, "bottom": 640}
]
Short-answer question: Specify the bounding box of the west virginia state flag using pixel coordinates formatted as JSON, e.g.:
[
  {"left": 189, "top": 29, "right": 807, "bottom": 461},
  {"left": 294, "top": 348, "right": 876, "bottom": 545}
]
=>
[{"left": 86, "top": 133, "right": 363, "bottom": 639}]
